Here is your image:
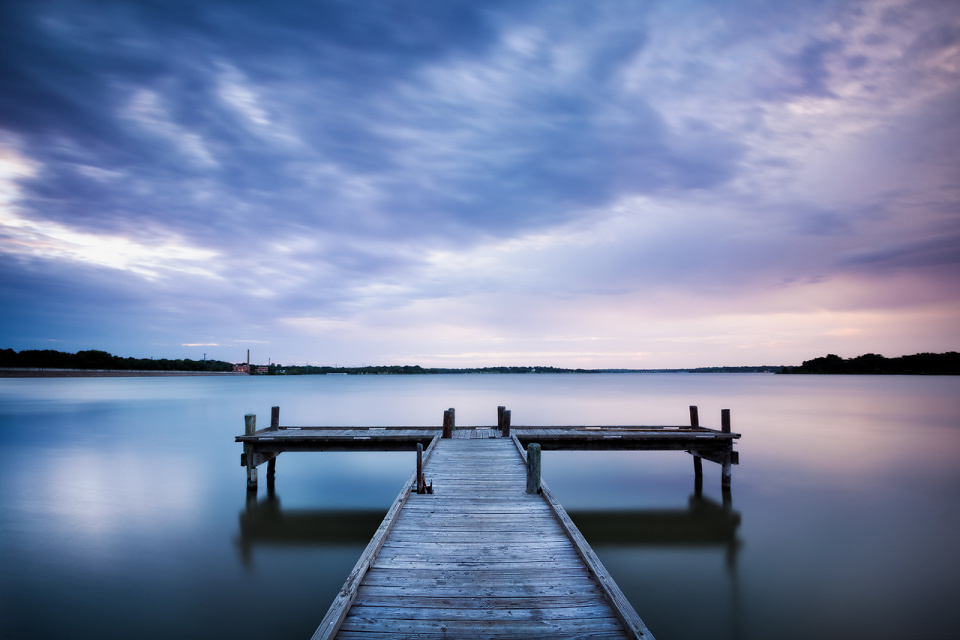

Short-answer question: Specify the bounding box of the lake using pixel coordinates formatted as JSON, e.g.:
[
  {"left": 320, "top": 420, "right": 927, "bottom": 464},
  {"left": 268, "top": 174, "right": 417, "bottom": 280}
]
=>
[{"left": 1, "top": 373, "right": 959, "bottom": 639}]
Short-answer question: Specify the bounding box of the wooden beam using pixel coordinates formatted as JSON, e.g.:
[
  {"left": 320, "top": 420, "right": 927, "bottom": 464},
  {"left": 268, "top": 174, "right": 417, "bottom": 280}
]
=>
[
  {"left": 687, "top": 449, "right": 739, "bottom": 466},
  {"left": 239, "top": 451, "right": 279, "bottom": 468}
]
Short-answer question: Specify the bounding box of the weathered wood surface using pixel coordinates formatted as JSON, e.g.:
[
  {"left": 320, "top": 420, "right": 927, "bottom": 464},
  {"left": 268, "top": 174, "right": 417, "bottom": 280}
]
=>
[
  {"left": 316, "top": 438, "right": 653, "bottom": 639},
  {"left": 236, "top": 424, "right": 738, "bottom": 457},
  {"left": 312, "top": 435, "right": 441, "bottom": 640}
]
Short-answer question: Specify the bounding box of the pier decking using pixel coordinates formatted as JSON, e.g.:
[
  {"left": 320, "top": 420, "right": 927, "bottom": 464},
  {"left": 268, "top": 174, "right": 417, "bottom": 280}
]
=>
[{"left": 236, "top": 405, "right": 740, "bottom": 639}]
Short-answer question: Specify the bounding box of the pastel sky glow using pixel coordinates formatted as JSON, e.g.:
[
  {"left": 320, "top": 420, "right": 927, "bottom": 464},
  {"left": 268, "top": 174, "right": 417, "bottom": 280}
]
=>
[{"left": 1, "top": 0, "right": 958, "bottom": 368}]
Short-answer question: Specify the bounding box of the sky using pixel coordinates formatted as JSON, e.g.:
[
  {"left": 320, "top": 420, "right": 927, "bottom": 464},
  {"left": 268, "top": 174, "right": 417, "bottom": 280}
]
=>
[{"left": 1, "top": 0, "right": 958, "bottom": 369}]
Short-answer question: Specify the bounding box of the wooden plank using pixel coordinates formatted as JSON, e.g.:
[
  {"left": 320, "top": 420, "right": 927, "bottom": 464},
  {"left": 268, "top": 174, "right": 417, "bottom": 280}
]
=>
[
  {"left": 337, "top": 617, "right": 627, "bottom": 635},
  {"left": 345, "top": 604, "right": 620, "bottom": 621},
  {"left": 337, "top": 628, "right": 628, "bottom": 640}
]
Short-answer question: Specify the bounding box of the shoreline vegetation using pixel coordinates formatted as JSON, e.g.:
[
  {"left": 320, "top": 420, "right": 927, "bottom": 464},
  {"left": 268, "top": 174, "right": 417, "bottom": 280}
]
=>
[
  {"left": 1, "top": 348, "right": 957, "bottom": 377},
  {"left": 779, "top": 351, "right": 960, "bottom": 375}
]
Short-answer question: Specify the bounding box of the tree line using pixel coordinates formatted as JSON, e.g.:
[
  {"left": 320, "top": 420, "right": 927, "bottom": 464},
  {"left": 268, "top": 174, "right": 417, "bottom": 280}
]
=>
[
  {"left": 0, "top": 349, "right": 235, "bottom": 372},
  {"left": 781, "top": 352, "right": 960, "bottom": 375}
]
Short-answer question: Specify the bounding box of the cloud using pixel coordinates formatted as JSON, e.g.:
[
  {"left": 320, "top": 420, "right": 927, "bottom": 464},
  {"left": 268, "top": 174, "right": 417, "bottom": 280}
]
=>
[{"left": 0, "top": 0, "right": 958, "bottom": 366}]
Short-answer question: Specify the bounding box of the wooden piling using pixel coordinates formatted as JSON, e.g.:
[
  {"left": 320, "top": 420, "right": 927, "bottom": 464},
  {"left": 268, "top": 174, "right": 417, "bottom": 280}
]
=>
[
  {"left": 416, "top": 442, "right": 424, "bottom": 493},
  {"left": 497, "top": 405, "right": 505, "bottom": 431},
  {"left": 503, "top": 409, "right": 511, "bottom": 437},
  {"left": 271, "top": 406, "right": 280, "bottom": 430},
  {"left": 721, "top": 451, "right": 732, "bottom": 492},
  {"left": 526, "top": 443, "right": 541, "bottom": 494},
  {"left": 721, "top": 409, "right": 732, "bottom": 491},
  {"left": 244, "top": 413, "right": 257, "bottom": 490},
  {"left": 442, "top": 409, "right": 454, "bottom": 438},
  {"left": 690, "top": 405, "right": 703, "bottom": 481}
]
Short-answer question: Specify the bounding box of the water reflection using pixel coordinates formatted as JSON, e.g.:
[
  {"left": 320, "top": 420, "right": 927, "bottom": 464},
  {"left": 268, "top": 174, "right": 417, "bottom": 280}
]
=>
[
  {"left": 236, "top": 485, "right": 742, "bottom": 573},
  {"left": 237, "top": 485, "right": 385, "bottom": 567},
  {"left": 569, "top": 493, "right": 741, "bottom": 567}
]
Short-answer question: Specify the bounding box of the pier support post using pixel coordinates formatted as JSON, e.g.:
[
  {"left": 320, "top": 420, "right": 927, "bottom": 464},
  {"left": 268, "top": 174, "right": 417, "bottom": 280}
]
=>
[
  {"left": 271, "top": 406, "right": 280, "bottom": 431},
  {"left": 503, "top": 410, "right": 511, "bottom": 438},
  {"left": 690, "top": 405, "right": 703, "bottom": 486},
  {"left": 526, "top": 443, "right": 541, "bottom": 494},
  {"left": 497, "top": 406, "right": 505, "bottom": 432},
  {"left": 721, "top": 451, "right": 732, "bottom": 492},
  {"left": 442, "top": 409, "right": 454, "bottom": 438},
  {"left": 721, "top": 409, "right": 732, "bottom": 492},
  {"left": 244, "top": 413, "right": 257, "bottom": 491},
  {"left": 416, "top": 443, "right": 424, "bottom": 493}
]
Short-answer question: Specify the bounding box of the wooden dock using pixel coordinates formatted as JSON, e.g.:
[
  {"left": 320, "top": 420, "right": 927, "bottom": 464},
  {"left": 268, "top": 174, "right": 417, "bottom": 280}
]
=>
[{"left": 236, "top": 405, "right": 740, "bottom": 639}]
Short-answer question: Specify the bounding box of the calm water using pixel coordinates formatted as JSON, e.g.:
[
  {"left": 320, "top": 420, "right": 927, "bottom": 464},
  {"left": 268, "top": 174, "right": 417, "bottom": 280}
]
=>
[{"left": 1, "top": 373, "right": 959, "bottom": 639}]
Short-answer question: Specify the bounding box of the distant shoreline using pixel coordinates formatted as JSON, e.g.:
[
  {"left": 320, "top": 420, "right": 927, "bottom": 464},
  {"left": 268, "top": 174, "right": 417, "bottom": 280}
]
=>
[{"left": 0, "top": 368, "right": 247, "bottom": 378}]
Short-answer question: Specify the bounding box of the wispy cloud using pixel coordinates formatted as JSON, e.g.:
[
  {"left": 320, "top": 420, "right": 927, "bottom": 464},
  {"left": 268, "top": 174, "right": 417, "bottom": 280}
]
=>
[{"left": 0, "top": 0, "right": 957, "bottom": 365}]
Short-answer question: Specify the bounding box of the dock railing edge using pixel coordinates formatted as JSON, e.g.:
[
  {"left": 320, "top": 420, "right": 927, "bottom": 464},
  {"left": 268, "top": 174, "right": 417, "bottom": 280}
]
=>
[
  {"left": 510, "top": 434, "right": 655, "bottom": 640},
  {"left": 310, "top": 434, "right": 441, "bottom": 640}
]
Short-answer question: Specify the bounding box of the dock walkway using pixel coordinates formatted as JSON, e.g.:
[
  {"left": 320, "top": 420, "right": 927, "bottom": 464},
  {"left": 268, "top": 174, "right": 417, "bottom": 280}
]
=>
[
  {"left": 236, "top": 404, "right": 740, "bottom": 639},
  {"left": 313, "top": 436, "right": 650, "bottom": 639}
]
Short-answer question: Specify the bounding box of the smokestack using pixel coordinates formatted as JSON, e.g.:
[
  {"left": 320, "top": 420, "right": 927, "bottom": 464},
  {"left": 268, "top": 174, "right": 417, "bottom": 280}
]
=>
[{"left": 247, "top": 349, "right": 250, "bottom": 366}]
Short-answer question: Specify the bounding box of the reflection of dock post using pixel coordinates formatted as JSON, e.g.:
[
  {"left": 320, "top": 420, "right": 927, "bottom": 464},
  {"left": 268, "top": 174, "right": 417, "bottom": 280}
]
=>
[
  {"left": 244, "top": 413, "right": 258, "bottom": 491},
  {"left": 689, "top": 406, "right": 703, "bottom": 494},
  {"left": 721, "top": 409, "right": 732, "bottom": 493}
]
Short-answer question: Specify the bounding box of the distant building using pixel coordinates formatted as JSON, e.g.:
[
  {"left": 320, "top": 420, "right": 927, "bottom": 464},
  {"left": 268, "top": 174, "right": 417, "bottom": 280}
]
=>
[
  {"left": 256, "top": 366, "right": 268, "bottom": 373},
  {"left": 233, "top": 364, "right": 250, "bottom": 373}
]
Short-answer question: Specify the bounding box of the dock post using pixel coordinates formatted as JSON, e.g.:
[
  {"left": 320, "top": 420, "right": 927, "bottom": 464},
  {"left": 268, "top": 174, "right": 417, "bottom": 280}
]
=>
[
  {"left": 497, "top": 406, "right": 505, "bottom": 432},
  {"left": 503, "top": 410, "right": 511, "bottom": 437},
  {"left": 271, "top": 406, "right": 280, "bottom": 430},
  {"left": 416, "top": 442, "right": 424, "bottom": 493},
  {"left": 244, "top": 413, "right": 257, "bottom": 491},
  {"left": 721, "top": 409, "right": 732, "bottom": 492},
  {"left": 526, "top": 443, "right": 541, "bottom": 494},
  {"left": 689, "top": 405, "right": 699, "bottom": 428},
  {"left": 442, "top": 409, "right": 454, "bottom": 438}
]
